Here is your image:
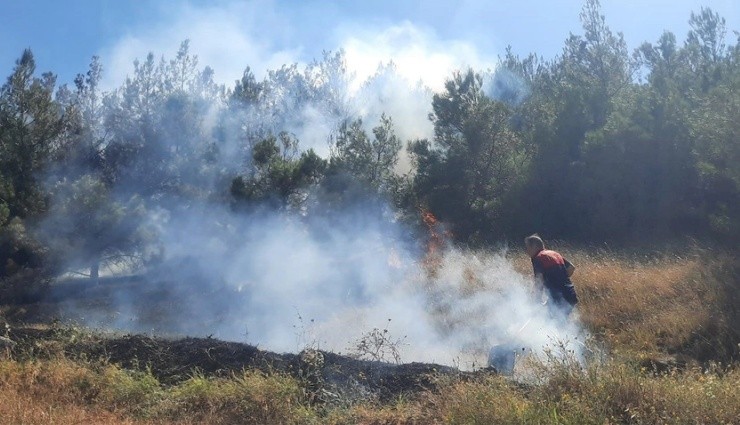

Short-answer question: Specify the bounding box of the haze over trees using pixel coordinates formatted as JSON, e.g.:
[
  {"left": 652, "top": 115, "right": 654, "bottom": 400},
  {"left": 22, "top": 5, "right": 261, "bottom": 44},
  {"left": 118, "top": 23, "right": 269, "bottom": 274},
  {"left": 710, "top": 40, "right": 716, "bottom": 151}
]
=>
[{"left": 0, "top": 1, "right": 737, "bottom": 296}]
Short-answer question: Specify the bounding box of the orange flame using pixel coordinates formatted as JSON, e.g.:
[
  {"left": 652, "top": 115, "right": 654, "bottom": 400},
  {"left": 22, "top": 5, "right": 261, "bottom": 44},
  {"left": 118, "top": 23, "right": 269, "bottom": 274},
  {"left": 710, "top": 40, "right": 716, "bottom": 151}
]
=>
[{"left": 421, "top": 209, "right": 451, "bottom": 276}]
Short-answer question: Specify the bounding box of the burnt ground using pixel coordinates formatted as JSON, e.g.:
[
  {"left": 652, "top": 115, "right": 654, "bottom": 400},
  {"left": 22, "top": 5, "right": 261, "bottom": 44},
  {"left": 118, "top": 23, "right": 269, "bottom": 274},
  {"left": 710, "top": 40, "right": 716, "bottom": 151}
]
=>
[
  {"left": 5, "top": 326, "right": 477, "bottom": 403},
  {"left": 2, "top": 276, "right": 483, "bottom": 403}
]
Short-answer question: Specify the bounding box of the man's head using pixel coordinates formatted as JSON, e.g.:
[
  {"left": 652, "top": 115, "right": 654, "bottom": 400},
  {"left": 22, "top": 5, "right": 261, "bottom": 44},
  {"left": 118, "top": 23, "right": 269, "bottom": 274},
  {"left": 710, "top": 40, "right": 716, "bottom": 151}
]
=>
[{"left": 524, "top": 234, "right": 545, "bottom": 258}]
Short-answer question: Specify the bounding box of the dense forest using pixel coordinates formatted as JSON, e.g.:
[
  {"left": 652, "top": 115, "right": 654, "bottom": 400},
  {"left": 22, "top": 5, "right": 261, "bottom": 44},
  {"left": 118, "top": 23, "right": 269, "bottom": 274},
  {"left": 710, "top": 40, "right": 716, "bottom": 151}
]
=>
[{"left": 1, "top": 2, "right": 738, "bottom": 299}]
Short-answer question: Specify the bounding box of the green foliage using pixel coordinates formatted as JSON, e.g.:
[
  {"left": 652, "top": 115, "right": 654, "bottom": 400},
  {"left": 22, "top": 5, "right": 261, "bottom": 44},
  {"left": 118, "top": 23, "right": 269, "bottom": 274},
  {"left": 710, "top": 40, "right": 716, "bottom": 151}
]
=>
[
  {"left": 166, "top": 370, "right": 316, "bottom": 424},
  {"left": 330, "top": 114, "right": 402, "bottom": 192},
  {"left": 488, "top": 1, "right": 739, "bottom": 242},
  {"left": 101, "top": 41, "right": 223, "bottom": 202},
  {"left": 41, "top": 175, "right": 152, "bottom": 278},
  {"left": 688, "top": 41, "right": 740, "bottom": 240},
  {"left": 99, "top": 364, "right": 162, "bottom": 412},
  {"left": 0, "top": 0, "right": 739, "bottom": 298},
  {"left": 232, "top": 132, "right": 327, "bottom": 209},
  {"left": 0, "top": 50, "right": 66, "bottom": 299},
  {"left": 0, "top": 179, "right": 12, "bottom": 227},
  {"left": 412, "top": 69, "right": 530, "bottom": 242},
  {"left": 231, "top": 67, "right": 263, "bottom": 106},
  {"left": 0, "top": 217, "right": 52, "bottom": 302},
  {"left": 0, "top": 49, "right": 66, "bottom": 219}
]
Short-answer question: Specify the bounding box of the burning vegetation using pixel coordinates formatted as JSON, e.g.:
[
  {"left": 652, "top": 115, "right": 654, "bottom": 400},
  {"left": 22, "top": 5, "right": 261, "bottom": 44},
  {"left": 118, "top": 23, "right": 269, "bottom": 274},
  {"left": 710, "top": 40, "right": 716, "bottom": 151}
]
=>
[
  {"left": 0, "top": 0, "right": 739, "bottom": 423},
  {"left": 0, "top": 247, "right": 737, "bottom": 424}
]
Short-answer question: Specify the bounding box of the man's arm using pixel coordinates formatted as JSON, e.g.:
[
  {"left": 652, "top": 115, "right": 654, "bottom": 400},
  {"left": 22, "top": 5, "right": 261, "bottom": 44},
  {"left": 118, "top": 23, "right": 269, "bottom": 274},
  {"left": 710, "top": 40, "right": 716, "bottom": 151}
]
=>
[{"left": 564, "top": 259, "right": 576, "bottom": 277}]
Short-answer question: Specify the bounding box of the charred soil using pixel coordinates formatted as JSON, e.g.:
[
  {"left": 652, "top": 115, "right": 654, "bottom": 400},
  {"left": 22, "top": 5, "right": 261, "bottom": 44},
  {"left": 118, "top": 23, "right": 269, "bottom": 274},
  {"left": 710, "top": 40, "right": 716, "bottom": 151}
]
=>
[
  {"left": 2, "top": 276, "right": 485, "bottom": 403},
  {"left": 5, "top": 326, "right": 473, "bottom": 403}
]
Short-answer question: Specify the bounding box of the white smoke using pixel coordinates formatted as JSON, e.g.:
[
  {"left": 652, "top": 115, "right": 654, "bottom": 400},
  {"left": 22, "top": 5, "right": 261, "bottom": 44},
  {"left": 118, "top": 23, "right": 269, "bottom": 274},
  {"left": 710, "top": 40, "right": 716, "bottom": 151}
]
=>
[
  {"left": 57, "top": 199, "right": 586, "bottom": 369},
  {"left": 47, "top": 0, "right": 589, "bottom": 371},
  {"left": 99, "top": 0, "right": 300, "bottom": 91},
  {"left": 340, "top": 21, "right": 496, "bottom": 94},
  {"left": 98, "top": 0, "right": 499, "bottom": 157}
]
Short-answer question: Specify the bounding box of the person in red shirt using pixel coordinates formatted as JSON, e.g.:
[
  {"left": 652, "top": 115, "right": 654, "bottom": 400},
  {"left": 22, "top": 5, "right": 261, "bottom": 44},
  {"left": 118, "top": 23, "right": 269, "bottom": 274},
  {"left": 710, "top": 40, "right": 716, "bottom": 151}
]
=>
[{"left": 524, "top": 234, "right": 578, "bottom": 317}]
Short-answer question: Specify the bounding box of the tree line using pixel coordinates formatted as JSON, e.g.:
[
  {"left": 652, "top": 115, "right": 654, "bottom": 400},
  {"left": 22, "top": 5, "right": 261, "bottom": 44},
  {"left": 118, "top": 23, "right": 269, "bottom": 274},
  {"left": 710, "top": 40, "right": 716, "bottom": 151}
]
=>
[{"left": 1, "top": 1, "right": 737, "bottom": 298}]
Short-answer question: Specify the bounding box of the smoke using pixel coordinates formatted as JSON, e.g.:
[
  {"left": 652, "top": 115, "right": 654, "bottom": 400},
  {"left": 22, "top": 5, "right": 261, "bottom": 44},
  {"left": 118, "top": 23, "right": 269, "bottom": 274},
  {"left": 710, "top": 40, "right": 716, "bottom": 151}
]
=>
[
  {"left": 41, "top": 2, "right": 587, "bottom": 371},
  {"left": 54, "top": 198, "right": 586, "bottom": 369},
  {"left": 339, "top": 21, "right": 497, "bottom": 93},
  {"left": 99, "top": 0, "right": 300, "bottom": 91},
  {"left": 98, "top": 1, "right": 499, "bottom": 157},
  {"left": 482, "top": 68, "right": 531, "bottom": 106}
]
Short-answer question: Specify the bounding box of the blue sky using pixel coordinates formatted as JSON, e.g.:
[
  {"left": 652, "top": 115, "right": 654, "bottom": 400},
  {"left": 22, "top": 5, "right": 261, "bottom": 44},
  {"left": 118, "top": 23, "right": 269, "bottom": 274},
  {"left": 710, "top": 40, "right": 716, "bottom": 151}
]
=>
[{"left": 2, "top": 0, "right": 738, "bottom": 90}]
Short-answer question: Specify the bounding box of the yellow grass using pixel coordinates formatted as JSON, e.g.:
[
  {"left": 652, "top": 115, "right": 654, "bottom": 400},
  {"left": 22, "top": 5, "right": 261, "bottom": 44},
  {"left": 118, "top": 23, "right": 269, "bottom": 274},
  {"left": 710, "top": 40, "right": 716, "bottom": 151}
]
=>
[
  {"left": 0, "top": 360, "right": 152, "bottom": 424},
  {"left": 511, "top": 247, "right": 738, "bottom": 362},
  {"left": 0, "top": 356, "right": 737, "bottom": 424},
  {"left": 0, "top": 248, "right": 737, "bottom": 424}
]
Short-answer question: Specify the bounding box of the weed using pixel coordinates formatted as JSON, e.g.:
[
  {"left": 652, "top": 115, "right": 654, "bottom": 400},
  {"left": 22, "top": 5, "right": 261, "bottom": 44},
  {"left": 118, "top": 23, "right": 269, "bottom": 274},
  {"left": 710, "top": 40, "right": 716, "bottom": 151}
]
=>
[{"left": 349, "top": 319, "right": 407, "bottom": 364}]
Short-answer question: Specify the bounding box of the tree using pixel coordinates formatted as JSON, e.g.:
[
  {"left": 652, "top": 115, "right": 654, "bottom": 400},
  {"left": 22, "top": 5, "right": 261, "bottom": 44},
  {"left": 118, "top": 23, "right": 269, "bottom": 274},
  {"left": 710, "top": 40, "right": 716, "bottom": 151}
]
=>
[
  {"left": 0, "top": 49, "right": 67, "bottom": 298},
  {"left": 505, "top": 0, "right": 634, "bottom": 238},
  {"left": 0, "top": 49, "right": 66, "bottom": 218},
  {"left": 52, "top": 55, "right": 108, "bottom": 180},
  {"left": 231, "top": 67, "right": 263, "bottom": 107},
  {"left": 165, "top": 40, "right": 199, "bottom": 93},
  {"left": 330, "top": 114, "right": 402, "bottom": 191},
  {"left": 411, "top": 69, "right": 529, "bottom": 242},
  {"left": 689, "top": 34, "right": 740, "bottom": 239},
  {"left": 102, "top": 43, "right": 225, "bottom": 202},
  {"left": 684, "top": 7, "right": 727, "bottom": 92},
  {"left": 231, "top": 132, "right": 327, "bottom": 209},
  {"left": 570, "top": 28, "right": 701, "bottom": 239},
  {"left": 102, "top": 52, "right": 167, "bottom": 196},
  {"left": 304, "top": 50, "right": 352, "bottom": 121},
  {"left": 41, "top": 175, "right": 151, "bottom": 279}
]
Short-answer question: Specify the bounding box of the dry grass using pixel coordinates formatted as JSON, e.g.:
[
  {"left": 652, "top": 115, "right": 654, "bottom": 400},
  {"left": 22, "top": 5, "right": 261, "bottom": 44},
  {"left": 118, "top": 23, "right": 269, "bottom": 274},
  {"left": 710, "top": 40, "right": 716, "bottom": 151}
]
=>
[
  {"left": 0, "top": 359, "right": 317, "bottom": 424},
  {"left": 1, "top": 356, "right": 737, "bottom": 425},
  {"left": 581, "top": 250, "right": 736, "bottom": 363},
  {"left": 510, "top": 246, "right": 738, "bottom": 362},
  {"left": 0, "top": 247, "right": 737, "bottom": 424},
  {"left": 326, "top": 360, "right": 740, "bottom": 424},
  {"left": 0, "top": 359, "right": 152, "bottom": 424}
]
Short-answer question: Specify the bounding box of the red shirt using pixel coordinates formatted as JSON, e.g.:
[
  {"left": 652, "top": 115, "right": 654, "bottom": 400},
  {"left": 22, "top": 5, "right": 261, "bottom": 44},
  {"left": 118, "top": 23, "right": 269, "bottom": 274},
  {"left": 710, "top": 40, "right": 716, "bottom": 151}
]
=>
[{"left": 532, "top": 250, "right": 578, "bottom": 305}]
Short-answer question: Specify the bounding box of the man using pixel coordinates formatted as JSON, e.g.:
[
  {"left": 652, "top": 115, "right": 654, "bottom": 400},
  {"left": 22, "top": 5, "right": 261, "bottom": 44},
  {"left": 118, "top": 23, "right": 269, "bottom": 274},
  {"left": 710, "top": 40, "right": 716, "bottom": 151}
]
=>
[{"left": 524, "top": 234, "right": 578, "bottom": 317}]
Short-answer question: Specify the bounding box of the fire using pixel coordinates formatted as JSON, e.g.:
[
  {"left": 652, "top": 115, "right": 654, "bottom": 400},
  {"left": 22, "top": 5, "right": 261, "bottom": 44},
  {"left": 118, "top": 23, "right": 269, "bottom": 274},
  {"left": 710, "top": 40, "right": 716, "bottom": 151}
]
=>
[
  {"left": 421, "top": 209, "right": 451, "bottom": 276},
  {"left": 421, "top": 210, "right": 479, "bottom": 289}
]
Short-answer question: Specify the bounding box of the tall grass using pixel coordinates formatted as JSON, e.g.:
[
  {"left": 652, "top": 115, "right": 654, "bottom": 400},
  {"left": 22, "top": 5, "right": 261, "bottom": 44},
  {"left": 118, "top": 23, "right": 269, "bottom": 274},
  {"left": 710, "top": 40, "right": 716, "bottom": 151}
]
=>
[
  {"left": 0, "top": 248, "right": 736, "bottom": 424},
  {"left": 510, "top": 247, "right": 738, "bottom": 363},
  {"left": 421, "top": 362, "right": 740, "bottom": 424},
  {"left": 0, "top": 356, "right": 736, "bottom": 424},
  {"left": 0, "top": 359, "right": 318, "bottom": 424},
  {"left": 580, "top": 250, "right": 737, "bottom": 363}
]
